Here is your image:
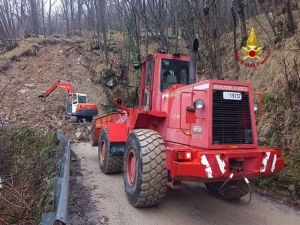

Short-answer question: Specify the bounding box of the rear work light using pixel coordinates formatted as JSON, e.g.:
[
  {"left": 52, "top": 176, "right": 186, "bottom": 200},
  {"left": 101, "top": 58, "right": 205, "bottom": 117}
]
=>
[{"left": 176, "top": 151, "right": 193, "bottom": 161}]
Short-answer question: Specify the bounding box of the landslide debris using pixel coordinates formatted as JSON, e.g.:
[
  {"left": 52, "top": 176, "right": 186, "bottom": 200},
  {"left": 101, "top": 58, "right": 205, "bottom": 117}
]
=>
[{"left": 0, "top": 36, "right": 106, "bottom": 141}]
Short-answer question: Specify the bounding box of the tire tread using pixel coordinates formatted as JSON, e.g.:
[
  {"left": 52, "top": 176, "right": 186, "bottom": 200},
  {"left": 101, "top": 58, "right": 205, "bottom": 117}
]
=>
[
  {"left": 99, "top": 129, "right": 123, "bottom": 174},
  {"left": 129, "top": 129, "right": 167, "bottom": 207}
]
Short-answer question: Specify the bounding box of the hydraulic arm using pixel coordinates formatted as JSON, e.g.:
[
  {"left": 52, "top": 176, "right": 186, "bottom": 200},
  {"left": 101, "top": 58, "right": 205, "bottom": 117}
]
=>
[{"left": 39, "top": 80, "right": 75, "bottom": 98}]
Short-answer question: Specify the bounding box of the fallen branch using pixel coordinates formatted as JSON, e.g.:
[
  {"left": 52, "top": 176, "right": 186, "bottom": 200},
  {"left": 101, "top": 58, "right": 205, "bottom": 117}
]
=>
[
  {"left": 0, "top": 194, "right": 23, "bottom": 209},
  {"left": 283, "top": 58, "right": 294, "bottom": 110},
  {"left": 0, "top": 218, "right": 9, "bottom": 225},
  {"left": 253, "top": 15, "right": 275, "bottom": 48}
]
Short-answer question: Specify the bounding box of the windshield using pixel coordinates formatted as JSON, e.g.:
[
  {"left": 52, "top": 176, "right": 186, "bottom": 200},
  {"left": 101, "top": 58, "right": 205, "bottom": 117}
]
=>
[
  {"left": 78, "top": 95, "right": 87, "bottom": 103},
  {"left": 160, "top": 59, "right": 189, "bottom": 91}
]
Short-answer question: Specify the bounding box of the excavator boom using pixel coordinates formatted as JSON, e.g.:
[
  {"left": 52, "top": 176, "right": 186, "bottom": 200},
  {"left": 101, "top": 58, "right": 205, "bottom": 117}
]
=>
[{"left": 40, "top": 79, "right": 75, "bottom": 97}]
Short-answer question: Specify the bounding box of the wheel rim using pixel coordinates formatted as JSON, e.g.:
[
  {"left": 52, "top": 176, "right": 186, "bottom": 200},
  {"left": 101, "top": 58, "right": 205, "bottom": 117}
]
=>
[
  {"left": 99, "top": 141, "right": 106, "bottom": 163},
  {"left": 127, "top": 148, "right": 136, "bottom": 187}
]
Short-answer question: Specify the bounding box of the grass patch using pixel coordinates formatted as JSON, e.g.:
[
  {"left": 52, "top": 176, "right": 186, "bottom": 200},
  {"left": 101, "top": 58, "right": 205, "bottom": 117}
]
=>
[
  {"left": 0, "top": 128, "right": 59, "bottom": 224},
  {"left": 255, "top": 90, "right": 300, "bottom": 206}
]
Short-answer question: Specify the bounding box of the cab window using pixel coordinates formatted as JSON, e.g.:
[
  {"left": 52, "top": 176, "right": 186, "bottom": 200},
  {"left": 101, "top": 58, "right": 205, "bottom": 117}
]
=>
[
  {"left": 142, "top": 58, "right": 154, "bottom": 110},
  {"left": 160, "top": 59, "right": 189, "bottom": 92},
  {"left": 78, "top": 95, "right": 87, "bottom": 103}
]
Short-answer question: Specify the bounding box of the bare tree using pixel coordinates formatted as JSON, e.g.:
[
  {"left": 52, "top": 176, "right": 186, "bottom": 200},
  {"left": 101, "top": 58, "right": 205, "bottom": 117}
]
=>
[
  {"left": 0, "top": 0, "right": 17, "bottom": 50},
  {"left": 28, "top": 0, "right": 39, "bottom": 37},
  {"left": 100, "top": 0, "right": 109, "bottom": 64},
  {"left": 41, "top": 0, "right": 46, "bottom": 37},
  {"left": 284, "top": 0, "right": 297, "bottom": 35},
  {"left": 77, "top": 0, "right": 82, "bottom": 35},
  {"left": 48, "top": 0, "right": 53, "bottom": 34},
  {"left": 233, "top": 0, "right": 247, "bottom": 47},
  {"left": 61, "top": 0, "right": 70, "bottom": 36}
]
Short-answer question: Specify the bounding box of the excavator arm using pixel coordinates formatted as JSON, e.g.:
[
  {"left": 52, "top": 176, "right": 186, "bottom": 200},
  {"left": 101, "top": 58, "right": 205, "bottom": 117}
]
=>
[{"left": 39, "top": 80, "right": 75, "bottom": 98}]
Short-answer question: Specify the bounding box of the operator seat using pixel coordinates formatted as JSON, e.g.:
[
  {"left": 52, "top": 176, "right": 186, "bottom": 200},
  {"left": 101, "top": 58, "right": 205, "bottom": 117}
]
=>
[{"left": 162, "top": 71, "right": 177, "bottom": 91}]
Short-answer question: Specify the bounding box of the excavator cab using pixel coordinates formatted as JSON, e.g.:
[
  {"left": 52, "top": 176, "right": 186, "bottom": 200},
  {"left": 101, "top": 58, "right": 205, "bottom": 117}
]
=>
[
  {"left": 40, "top": 80, "right": 98, "bottom": 122},
  {"left": 66, "top": 93, "right": 87, "bottom": 115}
]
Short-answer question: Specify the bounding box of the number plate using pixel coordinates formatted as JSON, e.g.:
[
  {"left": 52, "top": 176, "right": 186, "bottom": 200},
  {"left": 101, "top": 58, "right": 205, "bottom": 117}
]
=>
[{"left": 223, "top": 92, "right": 242, "bottom": 100}]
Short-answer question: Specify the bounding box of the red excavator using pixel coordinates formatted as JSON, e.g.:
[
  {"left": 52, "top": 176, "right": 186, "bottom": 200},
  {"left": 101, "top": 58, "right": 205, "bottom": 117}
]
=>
[
  {"left": 39, "top": 80, "right": 98, "bottom": 122},
  {"left": 91, "top": 39, "right": 284, "bottom": 207}
]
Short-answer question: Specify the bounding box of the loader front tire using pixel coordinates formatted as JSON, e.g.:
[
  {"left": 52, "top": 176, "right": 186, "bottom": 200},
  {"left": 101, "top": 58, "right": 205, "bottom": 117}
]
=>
[
  {"left": 98, "top": 129, "right": 123, "bottom": 174},
  {"left": 123, "top": 129, "right": 167, "bottom": 207}
]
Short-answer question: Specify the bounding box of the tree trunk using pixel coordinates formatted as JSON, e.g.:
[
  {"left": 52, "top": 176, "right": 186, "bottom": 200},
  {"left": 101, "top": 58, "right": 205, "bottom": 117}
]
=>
[
  {"left": 61, "top": 0, "right": 70, "bottom": 37},
  {"left": 78, "top": 0, "right": 82, "bottom": 35},
  {"left": 41, "top": 0, "right": 46, "bottom": 37},
  {"left": 48, "top": 0, "right": 52, "bottom": 35},
  {"left": 231, "top": 6, "right": 237, "bottom": 50},
  {"left": 29, "top": 0, "right": 39, "bottom": 37},
  {"left": 142, "top": 0, "right": 149, "bottom": 54},
  {"left": 234, "top": 0, "right": 247, "bottom": 47},
  {"left": 100, "top": 0, "right": 109, "bottom": 65},
  {"left": 285, "top": 0, "right": 296, "bottom": 35},
  {"left": 70, "top": 0, "right": 75, "bottom": 34}
]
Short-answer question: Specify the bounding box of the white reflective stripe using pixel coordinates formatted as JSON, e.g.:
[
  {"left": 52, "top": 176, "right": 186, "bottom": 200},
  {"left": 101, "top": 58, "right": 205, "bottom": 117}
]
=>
[
  {"left": 0, "top": 178, "right": 3, "bottom": 189},
  {"left": 229, "top": 173, "right": 234, "bottom": 179},
  {"left": 244, "top": 178, "right": 250, "bottom": 184},
  {"left": 260, "top": 152, "right": 271, "bottom": 173},
  {"left": 271, "top": 154, "right": 277, "bottom": 172},
  {"left": 194, "top": 83, "right": 209, "bottom": 90},
  {"left": 215, "top": 155, "right": 226, "bottom": 175},
  {"left": 201, "top": 155, "right": 213, "bottom": 178}
]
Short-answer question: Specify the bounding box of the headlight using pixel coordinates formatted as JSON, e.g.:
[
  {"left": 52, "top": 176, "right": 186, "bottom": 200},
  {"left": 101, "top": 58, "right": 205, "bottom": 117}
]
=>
[
  {"left": 254, "top": 103, "right": 259, "bottom": 112},
  {"left": 194, "top": 99, "right": 204, "bottom": 109}
]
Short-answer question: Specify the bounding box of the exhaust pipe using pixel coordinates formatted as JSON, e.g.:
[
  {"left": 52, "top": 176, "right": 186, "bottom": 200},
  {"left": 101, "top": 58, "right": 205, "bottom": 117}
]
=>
[{"left": 189, "top": 38, "right": 199, "bottom": 84}]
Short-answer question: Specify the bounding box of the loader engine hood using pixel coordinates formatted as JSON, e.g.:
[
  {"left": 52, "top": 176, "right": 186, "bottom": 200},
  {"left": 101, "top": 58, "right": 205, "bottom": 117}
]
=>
[{"left": 161, "top": 80, "right": 258, "bottom": 150}]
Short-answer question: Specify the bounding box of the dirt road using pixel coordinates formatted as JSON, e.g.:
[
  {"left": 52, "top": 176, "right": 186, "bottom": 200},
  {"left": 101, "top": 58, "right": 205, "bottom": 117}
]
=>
[{"left": 70, "top": 142, "right": 300, "bottom": 225}]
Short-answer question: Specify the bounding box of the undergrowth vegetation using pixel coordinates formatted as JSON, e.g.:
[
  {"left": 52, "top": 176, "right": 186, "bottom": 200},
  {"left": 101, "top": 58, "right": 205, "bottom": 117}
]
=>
[
  {"left": 0, "top": 129, "right": 58, "bottom": 224},
  {"left": 215, "top": 10, "right": 300, "bottom": 205},
  {"left": 255, "top": 91, "right": 300, "bottom": 206}
]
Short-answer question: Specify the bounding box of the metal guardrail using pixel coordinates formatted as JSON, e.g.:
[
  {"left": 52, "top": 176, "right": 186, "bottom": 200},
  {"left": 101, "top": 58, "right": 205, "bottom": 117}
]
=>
[{"left": 41, "top": 133, "right": 70, "bottom": 225}]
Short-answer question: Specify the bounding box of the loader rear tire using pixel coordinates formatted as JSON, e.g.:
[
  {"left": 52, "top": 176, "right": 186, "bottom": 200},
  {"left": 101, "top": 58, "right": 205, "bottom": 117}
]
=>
[
  {"left": 123, "top": 129, "right": 167, "bottom": 207},
  {"left": 205, "top": 180, "right": 249, "bottom": 199},
  {"left": 98, "top": 129, "right": 123, "bottom": 174}
]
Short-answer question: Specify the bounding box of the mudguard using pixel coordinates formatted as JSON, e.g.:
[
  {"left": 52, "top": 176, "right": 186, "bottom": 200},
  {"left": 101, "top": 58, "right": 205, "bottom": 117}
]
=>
[{"left": 107, "top": 122, "right": 128, "bottom": 143}]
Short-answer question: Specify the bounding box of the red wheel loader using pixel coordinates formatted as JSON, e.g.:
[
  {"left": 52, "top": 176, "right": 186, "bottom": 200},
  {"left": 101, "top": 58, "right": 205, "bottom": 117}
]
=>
[
  {"left": 91, "top": 39, "right": 284, "bottom": 207},
  {"left": 39, "top": 80, "right": 98, "bottom": 122}
]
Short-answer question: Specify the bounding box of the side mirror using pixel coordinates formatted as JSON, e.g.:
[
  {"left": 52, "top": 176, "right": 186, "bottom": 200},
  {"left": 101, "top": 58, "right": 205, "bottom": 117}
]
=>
[
  {"left": 133, "top": 63, "right": 140, "bottom": 70},
  {"left": 192, "top": 38, "right": 199, "bottom": 52},
  {"left": 116, "top": 98, "right": 123, "bottom": 105},
  {"left": 112, "top": 98, "right": 127, "bottom": 111}
]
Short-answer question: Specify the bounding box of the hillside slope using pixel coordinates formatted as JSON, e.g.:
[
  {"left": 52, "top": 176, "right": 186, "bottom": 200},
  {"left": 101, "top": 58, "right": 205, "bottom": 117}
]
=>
[
  {"left": 0, "top": 37, "right": 107, "bottom": 140},
  {"left": 219, "top": 13, "right": 300, "bottom": 205}
]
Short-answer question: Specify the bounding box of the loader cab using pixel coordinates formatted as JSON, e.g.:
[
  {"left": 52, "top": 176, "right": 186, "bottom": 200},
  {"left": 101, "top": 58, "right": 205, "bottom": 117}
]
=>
[{"left": 139, "top": 53, "right": 190, "bottom": 111}]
